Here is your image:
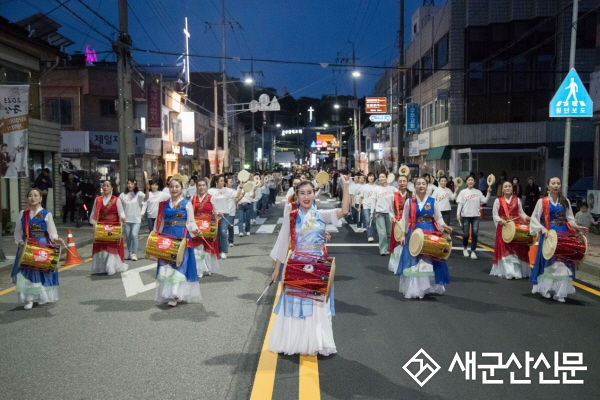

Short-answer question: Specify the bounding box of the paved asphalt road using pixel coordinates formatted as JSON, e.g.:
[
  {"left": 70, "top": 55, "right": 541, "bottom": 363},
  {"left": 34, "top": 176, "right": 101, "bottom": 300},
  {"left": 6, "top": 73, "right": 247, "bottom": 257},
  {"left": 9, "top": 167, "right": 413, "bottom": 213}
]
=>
[{"left": 1, "top": 194, "right": 599, "bottom": 400}]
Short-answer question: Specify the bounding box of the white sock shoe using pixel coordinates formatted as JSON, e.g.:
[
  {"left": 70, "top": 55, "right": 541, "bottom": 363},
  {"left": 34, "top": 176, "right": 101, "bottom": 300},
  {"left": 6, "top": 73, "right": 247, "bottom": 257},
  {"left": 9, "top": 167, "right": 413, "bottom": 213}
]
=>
[
  {"left": 463, "top": 249, "right": 469, "bottom": 257},
  {"left": 220, "top": 253, "right": 227, "bottom": 259},
  {"left": 24, "top": 301, "right": 33, "bottom": 310},
  {"left": 470, "top": 252, "right": 478, "bottom": 260}
]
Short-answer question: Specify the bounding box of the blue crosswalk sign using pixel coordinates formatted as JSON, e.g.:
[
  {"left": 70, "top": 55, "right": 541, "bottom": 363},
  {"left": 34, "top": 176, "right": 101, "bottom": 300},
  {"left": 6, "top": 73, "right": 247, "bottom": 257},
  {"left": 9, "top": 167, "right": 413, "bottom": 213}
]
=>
[{"left": 549, "top": 68, "right": 593, "bottom": 117}]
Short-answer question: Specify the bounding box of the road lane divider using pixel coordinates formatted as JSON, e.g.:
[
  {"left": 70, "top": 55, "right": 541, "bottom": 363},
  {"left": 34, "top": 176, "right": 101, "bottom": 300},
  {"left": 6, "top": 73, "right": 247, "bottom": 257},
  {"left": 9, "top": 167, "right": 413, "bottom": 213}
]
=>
[
  {"left": 299, "top": 355, "right": 320, "bottom": 400},
  {"left": 0, "top": 257, "right": 92, "bottom": 297},
  {"left": 250, "top": 282, "right": 283, "bottom": 400}
]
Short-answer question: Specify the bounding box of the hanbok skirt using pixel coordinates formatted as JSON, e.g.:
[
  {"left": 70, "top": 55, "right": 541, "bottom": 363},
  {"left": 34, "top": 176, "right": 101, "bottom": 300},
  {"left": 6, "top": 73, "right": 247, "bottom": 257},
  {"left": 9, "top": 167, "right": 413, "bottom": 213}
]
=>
[
  {"left": 531, "top": 227, "right": 575, "bottom": 300},
  {"left": 268, "top": 290, "right": 336, "bottom": 356},
  {"left": 490, "top": 224, "right": 530, "bottom": 279},
  {"left": 396, "top": 224, "right": 450, "bottom": 299},
  {"left": 92, "top": 241, "right": 128, "bottom": 275},
  {"left": 387, "top": 244, "right": 403, "bottom": 273},
  {"left": 194, "top": 245, "right": 220, "bottom": 276},
  {"left": 155, "top": 247, "right": 201, "bottom": 303}
]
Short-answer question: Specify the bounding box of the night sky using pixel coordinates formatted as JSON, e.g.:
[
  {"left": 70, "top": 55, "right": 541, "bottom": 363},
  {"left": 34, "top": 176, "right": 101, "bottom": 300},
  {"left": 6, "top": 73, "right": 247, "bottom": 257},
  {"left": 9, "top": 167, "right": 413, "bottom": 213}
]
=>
[{"left": 2, "top": 0, "right": 444, "bottom": 99}]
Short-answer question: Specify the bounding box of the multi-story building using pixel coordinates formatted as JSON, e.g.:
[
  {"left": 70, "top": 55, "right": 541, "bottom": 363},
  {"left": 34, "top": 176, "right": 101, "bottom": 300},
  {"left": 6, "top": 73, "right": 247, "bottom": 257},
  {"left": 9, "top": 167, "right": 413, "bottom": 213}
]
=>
[
  {"left": 374, "top": 0, "right": 596, "bottom": 188},
  {"left": 0, "top": 14, "right": 68, "bottom": 222}
]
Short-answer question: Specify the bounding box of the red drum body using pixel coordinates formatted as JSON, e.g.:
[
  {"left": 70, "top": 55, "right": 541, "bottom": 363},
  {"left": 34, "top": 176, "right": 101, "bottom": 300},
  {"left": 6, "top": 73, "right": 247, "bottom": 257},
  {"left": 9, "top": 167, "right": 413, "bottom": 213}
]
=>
[
  {"left": 542, "top": 230, "right": 587, "bottom": 264},
  {"left": 283, "top": 253, "right": 336, "bottom": 301}
]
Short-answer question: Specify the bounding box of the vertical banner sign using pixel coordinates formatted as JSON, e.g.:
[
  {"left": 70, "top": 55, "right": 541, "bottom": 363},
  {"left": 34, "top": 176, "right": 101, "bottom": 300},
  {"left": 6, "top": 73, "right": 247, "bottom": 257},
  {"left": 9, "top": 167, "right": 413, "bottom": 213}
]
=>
[
  {"left": 0, "top": 85, "right": 29, "bottom": 178},
  {"left": 146, "top": 76, "right": 162, "bottom": 137},
  {"left": 208, "top": 150, "right": 218, "bottom": 175},
  {"left": 406, "top": 103, "right": 419, "bottom": 132}
]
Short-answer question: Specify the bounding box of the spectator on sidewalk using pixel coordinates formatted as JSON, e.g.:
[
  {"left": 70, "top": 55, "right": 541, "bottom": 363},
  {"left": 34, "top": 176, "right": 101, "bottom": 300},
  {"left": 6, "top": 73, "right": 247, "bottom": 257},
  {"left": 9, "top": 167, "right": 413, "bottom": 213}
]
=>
[
  {"left": 575, "top": 202, "right": 598, "bottom": 237},
  {"left": 523, "top": 176, "right": 540, "bottom": 216},
  {"left": 33, "top": 168, "right": 53, "bottom": 208},
  {"left": 63, "top": 173, "right": 79, "bottom": 223},
  {"left": 512, "top": 176, "right": 523, "bottom": 199}
]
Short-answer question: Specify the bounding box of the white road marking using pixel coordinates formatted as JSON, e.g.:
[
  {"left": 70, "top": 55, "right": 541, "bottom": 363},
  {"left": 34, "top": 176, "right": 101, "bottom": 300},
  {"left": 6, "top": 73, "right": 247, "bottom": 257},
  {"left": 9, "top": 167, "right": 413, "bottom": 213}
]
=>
[
  {"left": 325, "top": 225, "right": 339, "bottom": 233},
  {"left": 121, "top": 263, "right": 156, "bottom": 297},
  {"left": 277, "top": 217, "right": 284, "bottom": 224},
  {"left": 255, "top": 224, "right": 276, "bottom": 234},
  {"left": 326, "top": 243, "right": 379, "bottom": 246},
  {"left": 451, "top": 247, "right": 490, "bottom": 252}
]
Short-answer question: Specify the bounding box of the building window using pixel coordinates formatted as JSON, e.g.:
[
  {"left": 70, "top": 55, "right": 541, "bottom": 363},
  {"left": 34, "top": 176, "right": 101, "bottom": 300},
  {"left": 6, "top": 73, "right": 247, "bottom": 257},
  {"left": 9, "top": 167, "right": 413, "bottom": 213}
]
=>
[
  {"left": 467, "top": 62, "right": 484, "bottom": 95},
  {"left": 1, "top": 66, "right": 29, "bottom": 84},
  {"left": 45, "top": 98, "right": 73, "bottom": 126},
  {"left": 434, "top": 34, "right": 449, "bottom": 70},
  {"left": 421, "top": 51, "right": 433, "bottom": 80},
  {"left": 100, "top": 99, "right": 116, "bottom": 116},
  {"left": 411, "top": 61, "right": 420, "bottom": 89},
  {"left": 438, "top": 97, "right": 448, "bottom": 123}
]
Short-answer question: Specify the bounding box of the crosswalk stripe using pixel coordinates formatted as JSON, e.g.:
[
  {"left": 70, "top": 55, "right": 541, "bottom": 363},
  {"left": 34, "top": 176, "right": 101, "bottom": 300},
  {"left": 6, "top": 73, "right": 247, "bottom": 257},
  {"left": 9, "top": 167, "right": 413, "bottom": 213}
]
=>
[
  {"left": 256, "top": 224, "right": 276, "bottom": 234},
  {"left": 325, "top": 225, "right": 339, "bottom": 233}
]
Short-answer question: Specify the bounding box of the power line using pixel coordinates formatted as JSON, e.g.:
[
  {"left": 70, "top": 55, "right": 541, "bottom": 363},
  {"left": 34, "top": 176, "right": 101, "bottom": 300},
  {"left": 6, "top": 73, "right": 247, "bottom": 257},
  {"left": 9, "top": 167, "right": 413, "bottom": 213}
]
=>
[{"left": 75, "top": 0, "right": 118, "bottom": 32}]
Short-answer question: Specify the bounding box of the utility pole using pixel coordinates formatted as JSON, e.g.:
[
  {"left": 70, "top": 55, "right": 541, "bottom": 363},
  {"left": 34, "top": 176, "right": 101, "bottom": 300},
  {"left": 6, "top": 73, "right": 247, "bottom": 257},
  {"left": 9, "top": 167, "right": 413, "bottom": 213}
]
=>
[
  {"left": 242, "top": 59, "right": 264, "bottom": 171},
  {"left": 221, "top": 0, "right": 229, "bottom": 172},
  {"left": 183, "top": 17, "right": 191, "bottom": 99},
  {"left": 350, "top": 42, "right": 359, "bottom": 171},
  {"left": 398, "top": 0, "right": 405, "bottom": 169},
  {"left": 115, "top": 0, "right": 133, "bottom": 188},
  {"left": 561, "top": 0, "right": 579, "bottom": 196}
]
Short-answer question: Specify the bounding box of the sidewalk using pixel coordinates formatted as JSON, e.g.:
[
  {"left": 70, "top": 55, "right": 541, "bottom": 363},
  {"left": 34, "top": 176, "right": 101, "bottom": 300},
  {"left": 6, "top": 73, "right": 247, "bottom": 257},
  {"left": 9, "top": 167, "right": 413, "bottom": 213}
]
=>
[
  {"left": 0, "top": 221, "right": 96, "bottom": 270},
  {"left": 461, "top": 204, "right": 600, "bottom": 288}
]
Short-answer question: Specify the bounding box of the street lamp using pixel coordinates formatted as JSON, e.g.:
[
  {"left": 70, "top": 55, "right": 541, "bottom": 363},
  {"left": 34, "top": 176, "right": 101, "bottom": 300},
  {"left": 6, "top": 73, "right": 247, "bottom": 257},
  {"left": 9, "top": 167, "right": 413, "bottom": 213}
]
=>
[{"left": 213, "top": 77, "right": 253, "bottom": 172}]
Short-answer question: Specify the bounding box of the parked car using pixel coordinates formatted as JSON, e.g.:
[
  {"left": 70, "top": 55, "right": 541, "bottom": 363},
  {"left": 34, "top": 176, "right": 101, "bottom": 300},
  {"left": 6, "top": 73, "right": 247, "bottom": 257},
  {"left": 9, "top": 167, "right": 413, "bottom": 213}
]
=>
[{"left": 568, "top": 176, "right": 592, "bottom": 206}]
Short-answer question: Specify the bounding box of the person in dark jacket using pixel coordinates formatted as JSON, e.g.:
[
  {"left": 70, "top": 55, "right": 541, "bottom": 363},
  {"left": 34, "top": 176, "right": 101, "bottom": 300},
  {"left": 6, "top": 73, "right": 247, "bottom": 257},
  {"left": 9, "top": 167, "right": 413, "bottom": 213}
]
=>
[
  {"left": 523, "top": 176, "right": 541, "bottom": 216},
  {"left": 63, "top": 173, "right": 79, "bottom": 223},
  {"left": 33, "top": 168, "right": 53, "bottom": 208}
]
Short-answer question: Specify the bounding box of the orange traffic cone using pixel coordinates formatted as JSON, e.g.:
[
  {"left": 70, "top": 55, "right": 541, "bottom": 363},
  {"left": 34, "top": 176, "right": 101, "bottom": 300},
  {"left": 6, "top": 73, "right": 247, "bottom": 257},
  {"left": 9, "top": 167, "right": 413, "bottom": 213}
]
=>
[
  {"left": 528, "top": 243, "right": 539, "bottom": 267},
  {"left": 63, "top": 229, "right": 84, "bottom": 266}
]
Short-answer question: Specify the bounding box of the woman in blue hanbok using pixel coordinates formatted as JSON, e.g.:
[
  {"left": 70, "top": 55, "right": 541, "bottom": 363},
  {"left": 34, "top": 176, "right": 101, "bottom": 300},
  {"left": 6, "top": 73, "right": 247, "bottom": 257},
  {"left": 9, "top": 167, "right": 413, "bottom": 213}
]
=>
[
  {"left": 153, "top": 178, "right": 201, "bottom": 307},
  {"left": 11, "top": 188, "right": 64, "bottom": 309},
  {"left": 397, "top": 177, "right": 452, "bottom": 299},
  {"left": 529, "top": 177, "right": 586, "bottom": 302},
  {"left": 269, "top": 177, "right": 350, "bottom": 356}
]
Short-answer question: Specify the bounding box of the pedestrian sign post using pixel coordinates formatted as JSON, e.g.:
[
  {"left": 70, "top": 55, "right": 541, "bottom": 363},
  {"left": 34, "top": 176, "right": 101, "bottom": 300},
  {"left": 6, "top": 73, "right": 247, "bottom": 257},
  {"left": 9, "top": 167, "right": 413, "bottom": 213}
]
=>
[{"left": 549, "top": 68, "right": 593, "bottom": 117}]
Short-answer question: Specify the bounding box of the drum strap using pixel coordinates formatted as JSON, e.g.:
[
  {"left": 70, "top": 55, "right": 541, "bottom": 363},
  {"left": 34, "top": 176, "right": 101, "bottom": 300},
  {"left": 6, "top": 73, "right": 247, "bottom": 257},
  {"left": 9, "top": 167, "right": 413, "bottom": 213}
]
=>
[
  {"left": 393, "top": 192, "right": 406, "bottom": 221},
  {"left": 500, "top": 197, "right": 513, "bottom": 220},
  {"left": 23, "top": 210, "right": 30, "bottom": 240}
]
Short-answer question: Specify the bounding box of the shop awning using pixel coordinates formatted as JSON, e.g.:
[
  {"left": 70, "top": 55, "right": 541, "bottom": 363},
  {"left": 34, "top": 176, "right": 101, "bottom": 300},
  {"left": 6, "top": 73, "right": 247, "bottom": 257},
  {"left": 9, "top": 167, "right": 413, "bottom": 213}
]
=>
[{"left": 426, "top": 146, "right": 450, "bottom": 161}]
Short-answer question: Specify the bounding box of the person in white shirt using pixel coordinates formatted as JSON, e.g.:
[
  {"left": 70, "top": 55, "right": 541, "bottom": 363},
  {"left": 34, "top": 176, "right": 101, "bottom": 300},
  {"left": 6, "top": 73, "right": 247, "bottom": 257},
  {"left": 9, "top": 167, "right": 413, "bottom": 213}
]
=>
[
  {"left": 237, "top": 177, "right": 256, "bottom": 235},
  {"left": 359, "top": 173, "right": 378, "bottom": 242},
  {"left": 119, "top": 179, "right": 149, "bottom": 261},
  {"left": 185, "top": 177, "right": 197, "bottom": 199},
  {"left": 208, "top": 175, "right": 237, "bottom": 258},
  {"left": 424, "top": 173, "right": 436, "bottom": 196},
  {"left": 145, "top": 180, "right": 169, "bottom": 232},
  {"left": 348, "top": 175, "right": 359, "bottom": 225},
  {"left": 162, "top": 176, "right": 172, "bottom": 194},
  {"left": 353, "top": 175, "right": 366, "bottom": 231},
  {"left": 431, "top": 176, "right": 456, "bottom": 227},
  {"left": 373, "top": 173, "right": 398, "bottom": 255},
  {"left": 456, "top": 175, "right": 492, "bottom": 259},
  {"left": 225, "top": 177, "right": 237, "bottom": 247}
]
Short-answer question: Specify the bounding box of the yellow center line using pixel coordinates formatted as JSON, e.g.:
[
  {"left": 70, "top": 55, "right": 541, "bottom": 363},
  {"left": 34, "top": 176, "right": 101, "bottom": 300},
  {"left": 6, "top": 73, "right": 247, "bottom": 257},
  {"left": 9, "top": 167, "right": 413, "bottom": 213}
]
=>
[
  {"left": 299, "top": 355, "right": 320, "bottom": 400},
  {"left": 249, "top": 282, "right": 282, "bottom": 400},
  {"left": 0, "top": 258, "right": 92, "bottom": 297}
]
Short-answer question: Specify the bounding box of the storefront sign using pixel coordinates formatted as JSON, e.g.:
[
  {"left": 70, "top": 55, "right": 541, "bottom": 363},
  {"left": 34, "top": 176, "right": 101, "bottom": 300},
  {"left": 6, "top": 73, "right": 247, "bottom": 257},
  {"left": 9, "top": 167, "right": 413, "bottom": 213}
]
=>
[
  {"left": 0, "top": 84, "right": 29, "bottom": 179},
  {"left": 145, "top": 138, "right": 162, "bottom": 156},
  {"left": 418, "top": 132, "right": 430, "bottom": 150},
  {"left": 366, "top": 97, "right": 387, "bottom": 113},
  {"left": 147, "top": 76, "right": 161, "bottom": 137},
  {"left": 61, "top": 131, "right": 89, "bottom": 153},
  {"left": 406, "top": 103, "right": 419, "bottom": 132},
  {"left": 171, "top": 145, "right": 180, "bottom": 154},
  {"left": 88, "top": 131, "right": 146, "bottom": 155},
  {"left": 282, "top": 129, "right": 303, "bottom": 135},
  {"left": 182, "top": 146, "right": 194, "bottom": 156},
  {"left": 409, "top": 140, "right": 419, "bottom": 157},
  {"left": 180, "top": 111, "right": 195, "bottom": 142}
]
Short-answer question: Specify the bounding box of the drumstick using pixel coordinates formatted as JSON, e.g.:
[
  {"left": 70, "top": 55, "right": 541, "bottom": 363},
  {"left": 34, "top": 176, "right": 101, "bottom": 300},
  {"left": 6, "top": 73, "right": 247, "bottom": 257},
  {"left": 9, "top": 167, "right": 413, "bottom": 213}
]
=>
[{"left": 256, "top": 280, "right": 274, "bottom": 303}]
